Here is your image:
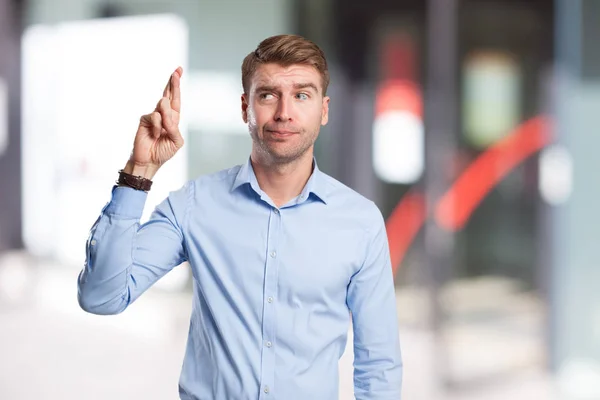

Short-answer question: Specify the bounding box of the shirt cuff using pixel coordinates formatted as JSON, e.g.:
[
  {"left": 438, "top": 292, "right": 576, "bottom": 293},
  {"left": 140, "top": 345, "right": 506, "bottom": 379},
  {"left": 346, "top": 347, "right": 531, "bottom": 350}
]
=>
[{"left": 103, "top": 185, "right": 148, "bottom": 219}]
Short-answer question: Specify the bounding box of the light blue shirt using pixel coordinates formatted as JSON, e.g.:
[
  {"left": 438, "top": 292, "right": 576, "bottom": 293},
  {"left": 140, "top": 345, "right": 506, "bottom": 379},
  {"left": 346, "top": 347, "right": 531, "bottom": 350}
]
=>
[{"left": 77, "top": 158, "right": 403, "bottom": 400}]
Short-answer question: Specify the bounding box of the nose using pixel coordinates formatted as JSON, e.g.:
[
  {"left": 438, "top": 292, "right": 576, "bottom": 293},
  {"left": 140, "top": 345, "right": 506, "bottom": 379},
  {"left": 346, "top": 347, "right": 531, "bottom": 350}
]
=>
[{"left": 274, "top": 96, "right": 292, "bottom": 122}]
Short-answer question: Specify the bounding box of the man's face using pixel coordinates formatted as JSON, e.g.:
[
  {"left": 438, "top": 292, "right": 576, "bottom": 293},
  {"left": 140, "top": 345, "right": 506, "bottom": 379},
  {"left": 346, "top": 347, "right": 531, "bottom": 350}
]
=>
[{"left": 242, "top": 63, "right": 330, "bottom": 165}]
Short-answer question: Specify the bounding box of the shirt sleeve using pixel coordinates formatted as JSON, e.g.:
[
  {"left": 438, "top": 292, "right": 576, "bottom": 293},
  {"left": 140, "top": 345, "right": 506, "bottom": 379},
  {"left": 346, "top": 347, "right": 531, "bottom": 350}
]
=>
[
  {"left": 77, "top": 183, "right": 190, "bottom": 315},
  {"left": 347, "top": 203, "right": 403, "bottom": 399}
]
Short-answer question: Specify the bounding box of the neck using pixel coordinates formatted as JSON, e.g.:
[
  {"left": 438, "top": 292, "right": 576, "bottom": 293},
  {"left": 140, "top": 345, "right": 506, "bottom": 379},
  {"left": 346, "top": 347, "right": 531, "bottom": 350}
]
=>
[{"left": 250, "top": 151, "right": 314, "bottom": 208}]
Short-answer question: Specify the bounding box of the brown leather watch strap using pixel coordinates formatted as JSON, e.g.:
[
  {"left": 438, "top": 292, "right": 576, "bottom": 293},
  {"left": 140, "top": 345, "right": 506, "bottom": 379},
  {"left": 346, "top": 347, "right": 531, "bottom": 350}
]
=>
[{"left": 117, "top": 169, "right": 153, "bottom": 192}]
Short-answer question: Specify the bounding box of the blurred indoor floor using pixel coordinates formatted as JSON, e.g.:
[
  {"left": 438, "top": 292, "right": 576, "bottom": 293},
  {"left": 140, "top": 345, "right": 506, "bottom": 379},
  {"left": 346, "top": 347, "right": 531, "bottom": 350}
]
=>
[{"left": 0, "top": 251, "right": 559, "bottom": 400}]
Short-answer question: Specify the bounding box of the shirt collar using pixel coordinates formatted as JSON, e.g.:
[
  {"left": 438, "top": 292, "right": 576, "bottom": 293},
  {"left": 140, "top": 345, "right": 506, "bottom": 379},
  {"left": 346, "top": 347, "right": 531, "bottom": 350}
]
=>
[{"left": 231, "top": 157, "right": 329, "bottom": 205}]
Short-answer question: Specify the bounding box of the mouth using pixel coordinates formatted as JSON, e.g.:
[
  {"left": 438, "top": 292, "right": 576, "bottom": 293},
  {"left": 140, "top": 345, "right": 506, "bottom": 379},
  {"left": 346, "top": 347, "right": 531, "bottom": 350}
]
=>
[{"left": 266, "top": 129, "right": 298, "bottom": 138}]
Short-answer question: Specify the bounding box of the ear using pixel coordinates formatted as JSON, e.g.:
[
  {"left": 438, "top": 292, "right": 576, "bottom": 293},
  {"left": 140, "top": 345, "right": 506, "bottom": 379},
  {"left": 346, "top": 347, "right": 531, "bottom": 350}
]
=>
[
  {"left": 241, "top": 93, "right": 249, "bottom": 123},
  {"left": 321, "top": 96, "right": 330, "bottom": 126}
]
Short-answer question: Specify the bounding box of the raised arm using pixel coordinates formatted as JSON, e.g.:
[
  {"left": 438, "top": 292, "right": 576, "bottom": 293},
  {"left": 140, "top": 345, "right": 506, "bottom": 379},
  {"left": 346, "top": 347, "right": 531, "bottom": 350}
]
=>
[{"left": 77, "top": 67, "right": 189, "bottom": 315}]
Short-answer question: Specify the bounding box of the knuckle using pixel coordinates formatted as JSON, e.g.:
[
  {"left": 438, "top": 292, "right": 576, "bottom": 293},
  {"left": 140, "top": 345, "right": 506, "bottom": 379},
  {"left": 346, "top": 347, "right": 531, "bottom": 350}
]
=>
[
  {"left": 156, "top": 97, "right": 171, "bottom": 113},
  {"left": 150, "top": 112, "right": 161, "bottom": 125}
]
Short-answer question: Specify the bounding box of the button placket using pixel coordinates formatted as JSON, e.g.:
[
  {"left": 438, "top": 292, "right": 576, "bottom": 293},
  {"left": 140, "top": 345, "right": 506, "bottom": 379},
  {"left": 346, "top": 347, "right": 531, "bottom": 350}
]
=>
[{"left": 259, "top": 206, "right": 281, "bottom": 398}]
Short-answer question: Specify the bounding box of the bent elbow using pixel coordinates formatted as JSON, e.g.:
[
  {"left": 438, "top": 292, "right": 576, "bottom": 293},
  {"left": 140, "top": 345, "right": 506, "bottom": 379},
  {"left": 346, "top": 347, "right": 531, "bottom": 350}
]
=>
[{"left": 77, "top": 286, "right": 129, "bottom": 316}]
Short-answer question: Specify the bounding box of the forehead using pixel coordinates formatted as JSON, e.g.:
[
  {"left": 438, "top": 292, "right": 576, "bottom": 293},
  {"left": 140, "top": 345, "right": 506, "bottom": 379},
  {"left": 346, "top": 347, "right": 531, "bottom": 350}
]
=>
[{"left": 250, "top": 63, "right": 321, "bottom": 91}]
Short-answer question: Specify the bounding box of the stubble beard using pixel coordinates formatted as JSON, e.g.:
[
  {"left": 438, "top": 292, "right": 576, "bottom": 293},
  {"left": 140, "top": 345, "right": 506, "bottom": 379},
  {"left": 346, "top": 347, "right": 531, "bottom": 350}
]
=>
[{"left": 249, "top": 125, "right": 318, "bottom": 166}]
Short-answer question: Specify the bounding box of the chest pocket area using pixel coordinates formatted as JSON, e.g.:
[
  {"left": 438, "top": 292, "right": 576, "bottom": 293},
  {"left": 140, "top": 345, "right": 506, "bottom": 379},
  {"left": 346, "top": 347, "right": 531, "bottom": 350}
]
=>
[{"left": 276, "top": 228, "right": 363, "bottom": 306}]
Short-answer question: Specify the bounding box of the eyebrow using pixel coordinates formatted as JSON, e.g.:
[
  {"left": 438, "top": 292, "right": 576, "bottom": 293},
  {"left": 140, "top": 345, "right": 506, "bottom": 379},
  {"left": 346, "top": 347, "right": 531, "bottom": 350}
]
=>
[
  {"left": 254, "top": 82, "right": 319, "bottom": 94},
  {"left": 254, "top": 84, "right": 277, "bottom": 93},
  {"left": 292, "top": 82, "right": 319, "bottom": 93}
]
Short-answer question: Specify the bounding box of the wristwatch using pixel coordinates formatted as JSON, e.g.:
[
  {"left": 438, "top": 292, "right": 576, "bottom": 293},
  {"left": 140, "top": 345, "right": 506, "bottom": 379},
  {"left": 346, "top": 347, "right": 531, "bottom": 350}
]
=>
[{"left": 117, "top": 169, "right": 153, "bottom": 192}]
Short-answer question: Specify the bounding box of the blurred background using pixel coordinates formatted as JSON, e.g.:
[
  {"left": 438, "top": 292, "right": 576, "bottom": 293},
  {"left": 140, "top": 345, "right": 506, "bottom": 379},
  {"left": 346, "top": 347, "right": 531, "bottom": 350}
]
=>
[{"left": 0, "top": 0, "right": 599, "bottom": 399}]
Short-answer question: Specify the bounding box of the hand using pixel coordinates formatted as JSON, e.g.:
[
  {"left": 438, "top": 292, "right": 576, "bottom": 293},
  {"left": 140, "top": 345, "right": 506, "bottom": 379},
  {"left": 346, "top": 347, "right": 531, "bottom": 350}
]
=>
[{"left": 124, "top": 67, "right": 184, "bottom": 179}]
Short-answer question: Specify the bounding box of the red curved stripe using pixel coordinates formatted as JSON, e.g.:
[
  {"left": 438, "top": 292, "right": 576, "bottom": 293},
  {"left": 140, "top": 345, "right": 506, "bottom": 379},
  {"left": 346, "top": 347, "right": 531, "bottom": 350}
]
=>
[
  {"left": 435, "top": 116, "right": 552, "bottom": 231},
  {"left": 385, "top": 191, "right": 427, "bottom": 273},
  {"left": 387, "top": 116, "right": 552, "bottom": 275}
]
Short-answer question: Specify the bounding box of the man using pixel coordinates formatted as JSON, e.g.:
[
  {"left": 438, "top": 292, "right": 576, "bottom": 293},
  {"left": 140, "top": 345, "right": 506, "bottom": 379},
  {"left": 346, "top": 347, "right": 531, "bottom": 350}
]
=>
[{"left": 77, "top": 34, "right": 402, "bottom": 399}]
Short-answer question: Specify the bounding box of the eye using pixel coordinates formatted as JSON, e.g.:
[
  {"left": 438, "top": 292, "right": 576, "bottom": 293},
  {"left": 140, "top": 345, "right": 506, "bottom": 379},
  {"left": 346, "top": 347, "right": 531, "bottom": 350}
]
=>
[
  {"left": 296, "top": 92, "right": 309, "bottom": 100},
  {"left": 260, "top": 93, "right": 275, "bottom": 100}
]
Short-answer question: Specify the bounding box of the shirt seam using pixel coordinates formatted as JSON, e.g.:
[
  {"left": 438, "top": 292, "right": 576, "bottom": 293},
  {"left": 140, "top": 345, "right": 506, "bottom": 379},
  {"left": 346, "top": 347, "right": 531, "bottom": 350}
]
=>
[
  {"left": 357, "top": 205, "right": 376, "bottom": 275},
  {"left": 182, "top": 180, "right": 194, "bottom": 262}
]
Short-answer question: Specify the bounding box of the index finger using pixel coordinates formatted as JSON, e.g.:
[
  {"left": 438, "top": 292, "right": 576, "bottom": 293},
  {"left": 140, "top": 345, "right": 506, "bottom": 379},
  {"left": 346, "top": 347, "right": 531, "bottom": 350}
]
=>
[
  {"left": 170, "top": 66, "right": 183, "bottom": 112},
  {"left": 162, "top": 67, "right": 183, "bottom": 102}
]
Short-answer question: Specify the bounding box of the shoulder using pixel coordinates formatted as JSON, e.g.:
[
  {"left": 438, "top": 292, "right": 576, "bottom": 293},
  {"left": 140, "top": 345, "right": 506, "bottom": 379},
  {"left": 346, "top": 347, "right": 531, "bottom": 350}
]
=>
[
  {"left": 318, "top": 171, "right": 384, "bottom": 230},
  {"left": 163, "top": 165, "right": 241, "bottom": 207},
  {"left": 186, "top": 164, "right": 242, "bottom": 193}
]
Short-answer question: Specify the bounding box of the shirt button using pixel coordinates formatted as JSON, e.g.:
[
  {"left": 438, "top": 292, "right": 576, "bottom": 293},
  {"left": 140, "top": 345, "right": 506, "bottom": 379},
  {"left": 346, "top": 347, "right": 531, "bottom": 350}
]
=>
[
  {"left": 90, "top": 240, "right": 97, "bottom": 246},
  {"left": 270, "top": 251, "right": 277, "bottom": 258},
  {"left": 273, "top": 208, "right": 279, "bottom": 215},
  {"left": 265, "top": 341, "right": 272, "bottom": 348},
  {"left": 267, "top": 296, "right": 274, "bottom": 303},
  {"left": 264, "top": 386, "right": 270, "bottom": 394}
]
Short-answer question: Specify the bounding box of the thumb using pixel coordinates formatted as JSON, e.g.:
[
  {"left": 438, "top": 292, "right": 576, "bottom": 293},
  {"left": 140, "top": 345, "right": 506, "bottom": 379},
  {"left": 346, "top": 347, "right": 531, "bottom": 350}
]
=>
[{"left": 169, "top": 128, "right": 185, "bottom": 149}]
